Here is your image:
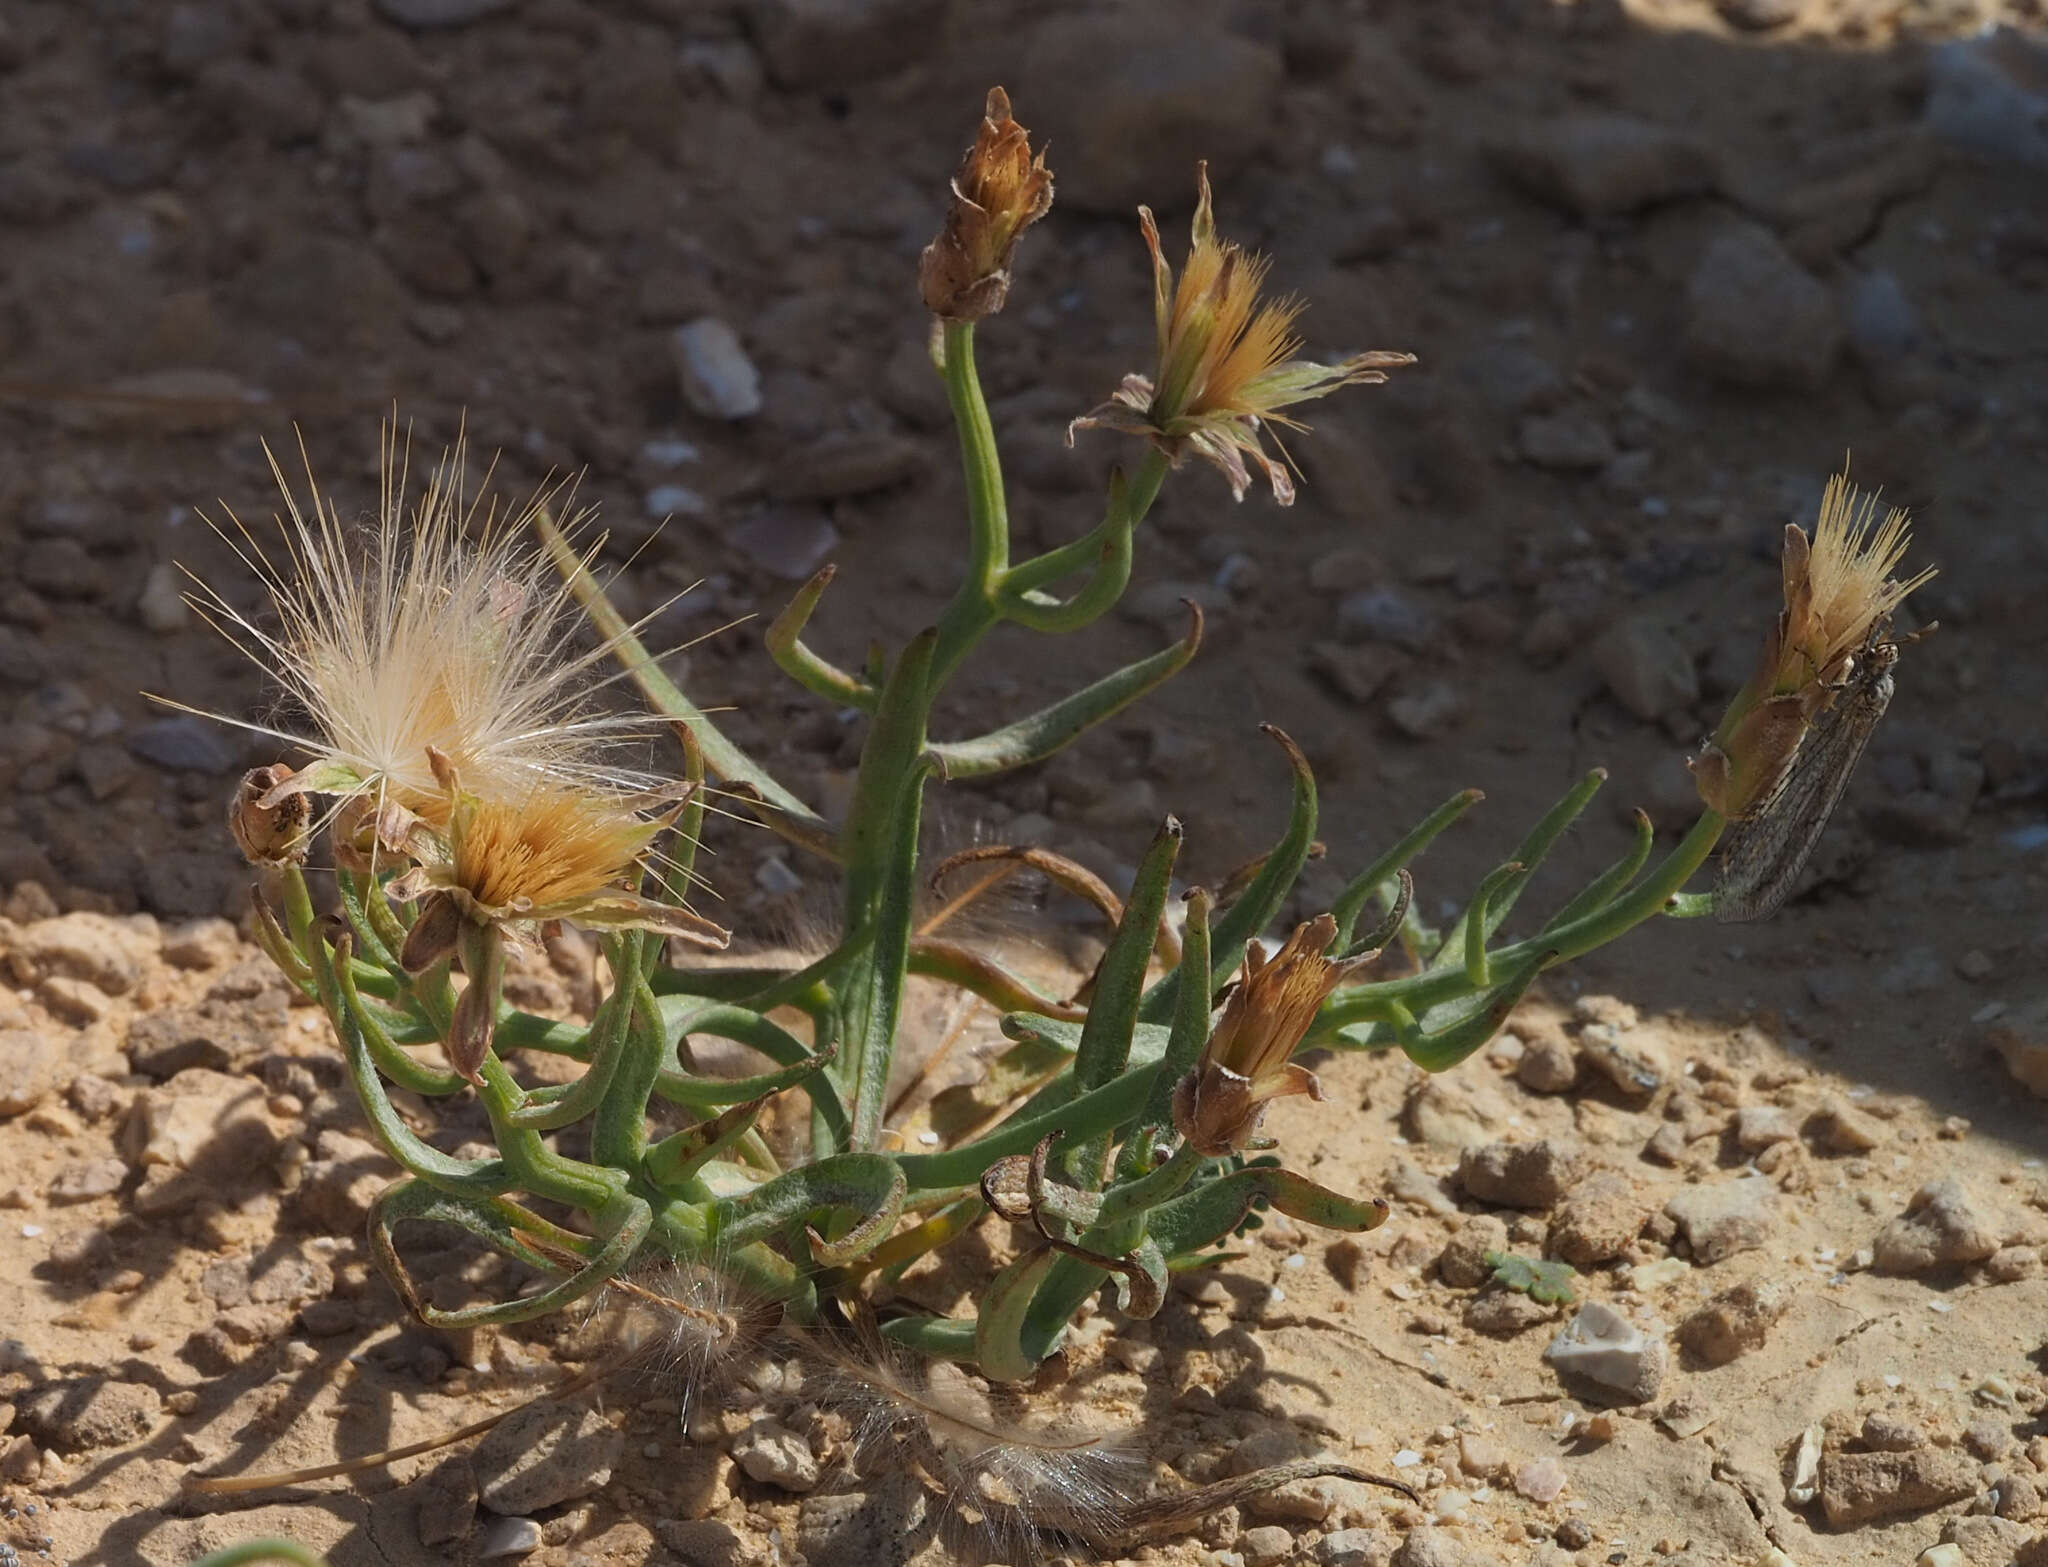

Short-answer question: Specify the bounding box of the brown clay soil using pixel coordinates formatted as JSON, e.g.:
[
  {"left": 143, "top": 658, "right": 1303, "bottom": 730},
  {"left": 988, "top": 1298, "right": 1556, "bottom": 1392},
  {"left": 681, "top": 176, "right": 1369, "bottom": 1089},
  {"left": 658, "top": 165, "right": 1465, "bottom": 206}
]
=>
[{"left": 3, "top": 1, "right": 2048, "bottom": 1564}]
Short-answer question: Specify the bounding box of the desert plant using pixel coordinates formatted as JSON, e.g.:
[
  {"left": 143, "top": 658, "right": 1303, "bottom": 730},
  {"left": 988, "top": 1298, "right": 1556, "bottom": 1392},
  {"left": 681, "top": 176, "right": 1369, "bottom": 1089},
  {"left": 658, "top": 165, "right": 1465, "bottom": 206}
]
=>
[{"left": 202, "top": 90, "right": 1931, "bottom": 1396}]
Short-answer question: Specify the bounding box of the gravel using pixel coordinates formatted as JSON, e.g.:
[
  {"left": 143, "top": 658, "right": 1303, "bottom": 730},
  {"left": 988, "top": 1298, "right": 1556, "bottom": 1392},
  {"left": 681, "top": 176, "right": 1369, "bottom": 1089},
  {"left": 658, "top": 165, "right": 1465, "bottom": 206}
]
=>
[
  {"left": 1678, "top": 1277, "right": 1793, "bottom": 1365},
  {"left": 731, "top": 1417, "right": 820, "bottom": 1494}
]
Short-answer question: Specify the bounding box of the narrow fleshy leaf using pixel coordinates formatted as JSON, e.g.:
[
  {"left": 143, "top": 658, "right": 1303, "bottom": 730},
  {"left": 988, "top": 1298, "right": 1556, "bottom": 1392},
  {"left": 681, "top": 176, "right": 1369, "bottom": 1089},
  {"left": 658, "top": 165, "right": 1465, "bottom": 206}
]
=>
[
  {"left": 930, "top": 599, "right": 1203, "bottom": 778},
  {"left": 1141, "top": 725, "right": 1315, "bottom": 1025},
  {"left": 975, "top": 1248, "right": 1058, "bottom": 1384}
]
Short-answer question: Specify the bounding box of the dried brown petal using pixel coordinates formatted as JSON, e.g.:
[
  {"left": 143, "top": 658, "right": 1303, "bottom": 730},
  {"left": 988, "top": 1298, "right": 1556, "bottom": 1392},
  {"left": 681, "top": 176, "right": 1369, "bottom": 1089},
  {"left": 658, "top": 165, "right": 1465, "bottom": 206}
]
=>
[
  {"left": 1173, "top": 1061, "right": 1325, "bottom": 1157},
  {"left": 398, "top": 890, "right": 463, "bottom": 975},
  {"left": 332, "top": 791, "right": 420, "bottom": 875}
]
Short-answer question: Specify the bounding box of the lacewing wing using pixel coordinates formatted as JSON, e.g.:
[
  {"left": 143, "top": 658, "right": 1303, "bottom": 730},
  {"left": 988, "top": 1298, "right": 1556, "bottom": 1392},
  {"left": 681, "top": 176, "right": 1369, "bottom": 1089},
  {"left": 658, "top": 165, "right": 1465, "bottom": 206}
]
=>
[{"left": 1713, "top": 635, "right": 1902, "bottom": 924}]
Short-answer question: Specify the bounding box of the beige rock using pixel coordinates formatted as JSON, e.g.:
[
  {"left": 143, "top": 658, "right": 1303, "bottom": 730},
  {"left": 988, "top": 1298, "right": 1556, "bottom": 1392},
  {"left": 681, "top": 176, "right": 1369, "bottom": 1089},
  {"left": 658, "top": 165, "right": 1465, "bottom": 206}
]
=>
[
  {"left": 1819, "top": 1449, "right": 1976, "bottom": 1527},
  {"left": 4, "top": 911, "right": 153, "bottom": 995},
  {"left": 1457, "top": 1139, "right": 1588, "bottom": 1210},
  {"left": 0, "top": 1028, "right": 61, "bottom": 1116},
  {"left": 1548, "top": 1170, "right": 1648, "bottom": 1264},
  {"left": 1873, "top": 1178, "right": 2000, "bottom": 1273},
  {"left": 123, "top": 1068, "right": 280, "bottom": 1180},
  {"left": 1678, "top": 1277, "right": 1793, "bottom": 1366},
  {"left": 1438, "top": 1215, "right": 1510, "bottom": 1287},
  {"left": 1666, "top": 1175, "right": 1779, "bottom": 1264}
]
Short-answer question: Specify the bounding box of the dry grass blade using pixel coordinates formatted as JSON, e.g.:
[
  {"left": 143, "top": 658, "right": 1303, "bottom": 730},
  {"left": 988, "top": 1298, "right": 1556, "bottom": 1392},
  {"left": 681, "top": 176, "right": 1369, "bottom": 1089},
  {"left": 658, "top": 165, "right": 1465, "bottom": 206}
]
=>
[{"left": 1099, "top": 1458, "right": 1418, "bottom": 1548}]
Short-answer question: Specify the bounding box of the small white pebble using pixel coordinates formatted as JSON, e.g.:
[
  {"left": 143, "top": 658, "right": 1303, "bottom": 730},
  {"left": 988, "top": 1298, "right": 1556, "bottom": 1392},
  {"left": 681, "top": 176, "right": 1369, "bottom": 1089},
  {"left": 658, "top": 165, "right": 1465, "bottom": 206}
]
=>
[
  {"left": 1928, "top": 1300, "right": 1954, "bottom": 1314},
  {"left": 1883, "top": 1373, "right": 1903, "bottom": 1388},
  {"left": 20, "top": 1225, "right": 41, "bottom": 1238},
  {"left": 643, "top": 484, "right": 708, "bottom": 520},
  {"left": 476, "top": 1516, "right": 542, "bottom": 1559},
  {"left": 917, "top": 1131, "right": 939, "bottom": 1146},
  {"left": 641, "top": 436, "right": 701, "bottom": 467},
  {"left": 1392, "top": 1449, "right": 1423, "bottom": 1469},
  {"left": 1283, "top": 1253, "right": 1305, "bottom": 1270}
]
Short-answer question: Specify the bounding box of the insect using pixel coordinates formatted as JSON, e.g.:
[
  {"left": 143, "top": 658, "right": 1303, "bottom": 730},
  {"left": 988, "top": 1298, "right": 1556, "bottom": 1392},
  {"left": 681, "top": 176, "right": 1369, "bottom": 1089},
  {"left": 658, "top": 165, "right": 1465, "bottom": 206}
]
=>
[{"left": 1713, "top": 626, "right": 1914, "bottom": 923}]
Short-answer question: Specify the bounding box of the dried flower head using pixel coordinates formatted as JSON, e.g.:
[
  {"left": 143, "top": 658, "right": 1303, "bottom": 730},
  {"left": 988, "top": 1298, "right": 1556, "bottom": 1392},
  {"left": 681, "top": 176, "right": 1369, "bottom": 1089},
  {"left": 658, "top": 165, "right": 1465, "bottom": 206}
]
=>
[
  {"left": 920, "top": 87, "right": 1054, "bottom": 323},
  {"left": 1779, "top": 472, "right": 1935, "bottom": 685},
  {"left": 1070, "top": 164, "right": 1414, "bottom": 504},
  {"left": 228, "top": 764, "right": 310, "bottom": 866},
  {"left": 1694, "top": 470, "right": 1935, "bottom": 820},
  {"left": 1171, "top": 913, "right": 1372, "bottom": 1156},
  {"left": 178, "top": 425, "right": 661, "bottom": 834}
]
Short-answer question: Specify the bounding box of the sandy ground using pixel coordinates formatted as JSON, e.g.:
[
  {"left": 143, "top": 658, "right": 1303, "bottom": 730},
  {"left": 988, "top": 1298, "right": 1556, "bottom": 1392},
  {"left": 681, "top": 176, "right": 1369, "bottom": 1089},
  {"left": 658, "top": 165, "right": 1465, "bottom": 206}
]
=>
[{"left": 2, "top": 1, "right": 2047, "bottom": 1564}]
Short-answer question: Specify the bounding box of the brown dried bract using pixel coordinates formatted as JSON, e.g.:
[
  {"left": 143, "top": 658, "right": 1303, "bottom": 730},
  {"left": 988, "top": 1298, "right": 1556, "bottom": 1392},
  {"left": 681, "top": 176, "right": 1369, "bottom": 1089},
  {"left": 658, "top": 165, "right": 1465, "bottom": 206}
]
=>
[
  {"left": 918, "top": 87, "right": 1053, "bottom": 323},
  {"left": 1171, "top": 912, "right": 1379, "bottom": 1156}
]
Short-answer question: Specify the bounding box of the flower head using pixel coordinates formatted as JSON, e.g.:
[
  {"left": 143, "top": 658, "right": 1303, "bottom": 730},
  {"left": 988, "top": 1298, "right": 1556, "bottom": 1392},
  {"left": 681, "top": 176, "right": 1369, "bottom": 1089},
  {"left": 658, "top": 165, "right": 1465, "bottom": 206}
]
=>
[
  {"left": 1778, "top": 472, "right": 1934, "bottom": 687},
  {"left": 390, "top": 751, "right": 726, "bottom": 946},
  {"left": 919, "top": 87, "right": 1053, "bottom": 323},
  {"left": 390, "top": 750, "right": 727, "bottom": 1080},
  {"left": 1694, "top": 470, "right": 1936, "bottom": 819},
  {"left": 1070, "top": 164, "right": 1414, "bottom": 504},
  {"left": 178, "top": 424, "right": 661, "bottom": 836},
  {"left": 1171, "top": 913, "right": 1372, "bottom": 1156}
]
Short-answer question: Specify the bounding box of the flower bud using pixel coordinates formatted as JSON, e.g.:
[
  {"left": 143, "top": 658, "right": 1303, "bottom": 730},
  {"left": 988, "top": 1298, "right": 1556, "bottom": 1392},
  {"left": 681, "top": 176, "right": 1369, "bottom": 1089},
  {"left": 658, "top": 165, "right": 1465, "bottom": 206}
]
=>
[{"left": 918, "top": 87, "right": 1053, "bottom": 323}]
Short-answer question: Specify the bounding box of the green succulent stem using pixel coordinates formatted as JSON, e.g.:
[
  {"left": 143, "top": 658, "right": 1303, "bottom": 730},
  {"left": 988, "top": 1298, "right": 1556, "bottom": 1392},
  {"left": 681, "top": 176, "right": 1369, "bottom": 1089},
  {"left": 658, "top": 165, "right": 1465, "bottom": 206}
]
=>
[{"left": 1316, "top": 809, "right": 1725, "bottom": 1043}]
